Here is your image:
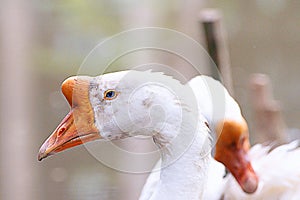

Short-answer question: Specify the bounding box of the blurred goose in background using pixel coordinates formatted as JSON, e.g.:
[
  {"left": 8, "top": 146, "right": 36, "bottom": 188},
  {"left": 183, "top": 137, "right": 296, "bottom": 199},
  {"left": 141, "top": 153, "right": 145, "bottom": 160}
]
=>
[
  {"left": 216, "top": 123, "right": 300, "bottom": 200},
  {"left": 38, "top": 70, "right": 258, "bottom": 199}
]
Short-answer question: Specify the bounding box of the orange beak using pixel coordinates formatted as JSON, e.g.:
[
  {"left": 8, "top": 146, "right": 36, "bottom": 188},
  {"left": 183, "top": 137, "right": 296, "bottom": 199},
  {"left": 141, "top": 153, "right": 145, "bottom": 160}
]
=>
[
  {"left": 38, "top": 76, "right": 101, "bottom": 161},
  {"left": 215, "top": 120, "right": 258, "bottom": 194}
]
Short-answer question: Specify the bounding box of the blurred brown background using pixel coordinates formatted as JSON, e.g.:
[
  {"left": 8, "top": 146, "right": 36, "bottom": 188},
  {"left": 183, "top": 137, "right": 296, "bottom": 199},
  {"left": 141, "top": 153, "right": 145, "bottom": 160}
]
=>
[{"left": 1, "top": 1, "right": 299, "bottom": 200}]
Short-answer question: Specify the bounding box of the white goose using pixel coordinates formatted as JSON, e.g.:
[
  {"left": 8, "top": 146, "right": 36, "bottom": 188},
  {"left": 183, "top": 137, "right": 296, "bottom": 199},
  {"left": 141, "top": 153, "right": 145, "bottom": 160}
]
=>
[
  {"left": 39, "top": 70, "right": 213, "bottom": 200},
  {"left": 38, "top": 70, "right": 257, "bottom": 199}
]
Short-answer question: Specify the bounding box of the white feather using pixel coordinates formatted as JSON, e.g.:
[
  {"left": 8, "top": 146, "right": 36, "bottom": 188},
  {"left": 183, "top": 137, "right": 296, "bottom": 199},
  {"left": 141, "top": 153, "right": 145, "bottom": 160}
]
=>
[
  {"left": 188, "top": 75, "right": 244, "bottom": 126},
  {"left": 223, "top": 141, "right": 300, "bottom": 200},
  {"left": 89, "top": 70, "right": 213, "bottom": 200},
  {"left": 139, "top": 73, "right": 243, "bottom": 200}
]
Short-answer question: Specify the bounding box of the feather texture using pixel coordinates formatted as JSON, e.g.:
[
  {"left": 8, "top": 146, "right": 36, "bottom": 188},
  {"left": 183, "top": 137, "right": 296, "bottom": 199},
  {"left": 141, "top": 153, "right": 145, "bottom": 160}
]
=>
[{"left": 223, "top": 141, "right": 300, "bottom": 200}]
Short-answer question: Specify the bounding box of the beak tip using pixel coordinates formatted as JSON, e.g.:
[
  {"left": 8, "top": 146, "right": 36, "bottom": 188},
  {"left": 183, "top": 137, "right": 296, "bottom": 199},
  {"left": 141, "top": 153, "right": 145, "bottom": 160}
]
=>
[
  {"left": 37, "top": 150, "right": 46, "bottom": 161},
  {"left": 241, "top": 174, "right": 259, "bottom": 194},
  {"left": 37, "top": 143, "right": 50, "bottom": 161},
  {"left": 37, "top": 155, "right": 43, "bottom": 161}
]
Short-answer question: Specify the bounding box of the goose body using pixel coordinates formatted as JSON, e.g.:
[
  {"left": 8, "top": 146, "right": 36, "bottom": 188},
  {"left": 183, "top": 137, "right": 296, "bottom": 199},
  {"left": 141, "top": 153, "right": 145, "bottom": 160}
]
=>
[{"left": 140, "top": 156, "right": 227, "bottom": 200}]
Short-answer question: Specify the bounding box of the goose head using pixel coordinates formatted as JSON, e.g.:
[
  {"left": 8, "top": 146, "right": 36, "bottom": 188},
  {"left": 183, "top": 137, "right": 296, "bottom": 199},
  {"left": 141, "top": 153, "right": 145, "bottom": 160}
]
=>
[
  {"left": 38, "top": 70, "right": 195, "bottom": 161},
  {"left": 215, "top": 120, "right": 259, "bottom": 194}
]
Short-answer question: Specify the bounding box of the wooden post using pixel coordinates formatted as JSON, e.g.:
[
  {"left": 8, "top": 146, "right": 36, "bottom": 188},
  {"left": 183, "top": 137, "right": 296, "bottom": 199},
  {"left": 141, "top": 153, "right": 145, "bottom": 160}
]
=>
[
  {"left": 249, "top": 74, "right": 287, "bottom": 144},
  {"left": 199, "top": 9, "right": 234, "bottom": 96},
  {"left": 0, "top": 1, "right": 37, "bottom": 200}
]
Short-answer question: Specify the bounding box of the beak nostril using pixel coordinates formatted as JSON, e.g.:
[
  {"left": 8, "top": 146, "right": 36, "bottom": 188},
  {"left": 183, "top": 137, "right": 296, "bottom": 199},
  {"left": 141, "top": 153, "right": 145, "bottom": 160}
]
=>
[{"left": 58, "top": 127, "right": 66, "bottom": 137}]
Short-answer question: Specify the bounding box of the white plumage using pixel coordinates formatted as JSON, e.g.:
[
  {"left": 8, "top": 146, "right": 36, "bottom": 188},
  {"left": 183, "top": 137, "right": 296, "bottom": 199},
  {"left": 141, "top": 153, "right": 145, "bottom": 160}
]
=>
[
  {"left": 222, "top": 141, "right": 300, "bottom": 200},
  {"left": 88, "top": 70, "right": 214, "bottom": 200},
  {"left": 140, "top": 157, "right": 227, "bottom": 200},
  {"left": 138, "top": 71, "right": 257, "bottom": 199},
  {"left": 188, "top": 75, "right": 244, "bottom": 126}
]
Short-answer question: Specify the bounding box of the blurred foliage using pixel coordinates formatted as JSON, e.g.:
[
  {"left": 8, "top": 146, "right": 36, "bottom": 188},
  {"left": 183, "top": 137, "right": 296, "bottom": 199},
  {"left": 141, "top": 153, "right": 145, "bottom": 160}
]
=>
[{"left": 33, "top": 0, "right": 123, "bottom": 75}]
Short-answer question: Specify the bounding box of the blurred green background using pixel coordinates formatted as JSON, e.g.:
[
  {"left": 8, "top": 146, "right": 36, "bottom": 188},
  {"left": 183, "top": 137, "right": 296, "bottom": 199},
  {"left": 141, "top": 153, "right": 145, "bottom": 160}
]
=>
[{"left": 1, "top": 0, "right": 300, "bottom": 200}]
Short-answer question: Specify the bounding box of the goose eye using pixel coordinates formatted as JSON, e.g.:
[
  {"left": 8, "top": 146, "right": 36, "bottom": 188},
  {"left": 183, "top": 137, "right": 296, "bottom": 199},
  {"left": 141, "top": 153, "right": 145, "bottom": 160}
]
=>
[{"left": 104, "top": 89, "right": 118, "bottom": 100}]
